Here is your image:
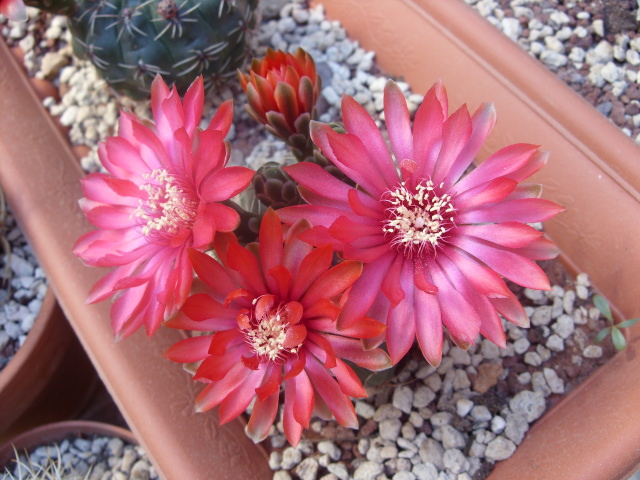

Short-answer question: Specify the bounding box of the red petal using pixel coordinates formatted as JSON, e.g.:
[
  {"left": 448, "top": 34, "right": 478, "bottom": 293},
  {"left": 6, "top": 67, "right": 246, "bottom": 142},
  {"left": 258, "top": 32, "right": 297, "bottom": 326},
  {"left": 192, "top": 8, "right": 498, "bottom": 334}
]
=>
[
  {"left": 302, "top": 260, "right": 363, "bottom": 307},
  {"left": 304, "top": 355, "right": 358, "bottom": 429},
  {"left": 164, "top": 335, "right": 213, "bottom": 363},
  {"left": 259, "top": 208, "right": 284, "bottom": 278},
  {"left": 246, "top": 390, "right": 280, "bottom": 444},
  {"left": 290, "top": 244, "right": 334, "bottom": 301}
]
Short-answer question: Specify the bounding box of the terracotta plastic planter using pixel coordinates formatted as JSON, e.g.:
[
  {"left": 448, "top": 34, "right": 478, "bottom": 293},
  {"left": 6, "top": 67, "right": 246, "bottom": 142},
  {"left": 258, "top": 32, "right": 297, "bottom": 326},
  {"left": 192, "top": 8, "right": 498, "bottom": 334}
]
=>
[
  {"left": 1, "top": 0, "right": 640, "bottom": 479},
  {"left": 0, "top": 420, "right": 137, "bottom": 470},
  {"left": 0, "top": 38, "right": 271, "bottom": 480},
  {"left": 315, "top": 1, "right": 640, "bottom": 479},
  {"left": 0, "top": 287, "right": 97, "bottom": 444}
]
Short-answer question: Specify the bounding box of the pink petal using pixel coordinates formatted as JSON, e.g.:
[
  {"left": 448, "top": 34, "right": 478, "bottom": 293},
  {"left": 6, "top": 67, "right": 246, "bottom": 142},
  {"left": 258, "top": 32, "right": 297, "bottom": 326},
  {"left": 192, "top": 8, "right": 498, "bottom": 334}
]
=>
[
  {"left": 455, "top": 222, "right": 543, "bottom": 249},
  {"left": 385, "top": 259, "right": 416, "bottom": 365},
  {"left": 381, "top": 254, "right": 405, "bottom": 307},
  {"left": 341, "top": 94, "right": 398, "bottom": 181},
  {"left": 413, "top": 80, "right": 448, "bottom": 180},
  {"left": 284, "top": 162, "right": 352, "bottom": 208},
  {"left": 440, "top": 246, "right": 511, "bottom": 298},
  {"left": 428, "top": 258, "right": 480, "bottom": 349},
  {"left": 414, "top": 288, "right": 443, "bottom": 367},
  {"left": 507, "top": 149, "right": 549, "bottom": 182},
  {"left": 81, "top": 174, "right": 143, "bottom": 205},
  {"left": 432, "top": 104, "right": 472, "bottom": 187},
  {"left": 458, "top": 198, "right": 564, "bottom": 224},
  {"left": 489, "top": 291, "right": 530, "bottom": 328},
  {"left": 277, "top": 204, "right": 347, "bottom": 230},
  {"left": 453, "top": 177, "right": 518, "bottom": 210},
  {"left": 443, "top": 102, "right": 497, "bottom": 189},
  {"left": 328, "top": 216, "right": 382, "bottom": 244},
  {"left": 200, "top": 166, "right": 254, "bottom": 203},
  {"left": 182, "top": 76, "right": 205, "bottom": 136},
  {"left": 450, "top": 235, "right": 551, "bottom": 290},
  {"left": 515, "top": 236, "right": 560, "bottom": 261},
  {"left": 384, "top": 80, "right": 413, "bottom": 166},
  {"left": 328, "top": 336, "right": 391, "bottom": 371},
  {"left": 451, "top": 143, "right": 539, "bottom": 196},
  {"left": 336, "top": 253, "right": 395, "bottom": 330},
  {"left": 208, "top": 99, "right": 234, "bottom": 137},
  {"left": 326, "top": 132, "right": 391, "bottom": 196},
  {"left": 347, "top": 189, "right": 385, "bottom": 220}
]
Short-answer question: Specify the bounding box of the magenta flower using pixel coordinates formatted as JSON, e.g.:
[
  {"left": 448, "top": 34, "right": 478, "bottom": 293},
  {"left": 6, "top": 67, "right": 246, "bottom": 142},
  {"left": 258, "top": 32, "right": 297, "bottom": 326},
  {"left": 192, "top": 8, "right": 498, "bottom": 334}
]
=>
[
  {"left": 164, "top": 209, "right": 391, "bottom": 446},
  {"left": 278, "top": 80, "right": 564, "bottom": 367},
  {"left": 0, "top": 0, "right": 27, "bottom": 22},
  {"left": 74, "top": 75, "right": 254, "bottom": 338}
]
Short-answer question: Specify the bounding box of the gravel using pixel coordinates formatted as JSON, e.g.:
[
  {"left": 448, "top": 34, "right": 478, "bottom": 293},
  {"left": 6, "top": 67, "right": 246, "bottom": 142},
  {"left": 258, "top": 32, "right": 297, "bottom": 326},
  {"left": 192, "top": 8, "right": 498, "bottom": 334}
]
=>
[
  {"left": 0, "top": 0, "right": 635, "bottom": 479},
  {"left": 0, "top": 204, "right": 48, "bottom": 370},
  {"left": 3, "top": 433, "right": 158, "bottom": 480}
]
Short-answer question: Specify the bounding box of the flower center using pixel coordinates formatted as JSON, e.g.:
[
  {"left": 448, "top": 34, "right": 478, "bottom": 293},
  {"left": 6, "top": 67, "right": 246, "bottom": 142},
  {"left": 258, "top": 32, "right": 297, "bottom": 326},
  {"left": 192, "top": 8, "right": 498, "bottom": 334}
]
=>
[
  {"left": 241, "top": 298, "right": 303, "bottom": 363},
  {"left": 133, "top": 168, "right": 198, "bottom": 239},
  {"left": 382, "top": 180, "right": 456, "bottom": 258}
]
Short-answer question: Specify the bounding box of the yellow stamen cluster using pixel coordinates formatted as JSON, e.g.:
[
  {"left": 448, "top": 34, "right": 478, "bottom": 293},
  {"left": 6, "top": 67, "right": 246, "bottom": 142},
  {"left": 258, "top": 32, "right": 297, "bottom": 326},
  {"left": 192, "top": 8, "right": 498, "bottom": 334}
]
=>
[
  {"left": 133, "top": 169, "right": 197, "bottom": 238},
  {"left": 383, "top": 180, "right": 456, "bottom": 258}
]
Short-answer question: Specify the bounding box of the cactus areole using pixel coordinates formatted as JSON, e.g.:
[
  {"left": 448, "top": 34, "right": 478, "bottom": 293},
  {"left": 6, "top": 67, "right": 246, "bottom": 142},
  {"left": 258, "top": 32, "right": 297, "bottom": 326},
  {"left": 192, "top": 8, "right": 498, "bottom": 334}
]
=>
[{"left": 61, "top": 0, "right": 258, "bottom": 99}]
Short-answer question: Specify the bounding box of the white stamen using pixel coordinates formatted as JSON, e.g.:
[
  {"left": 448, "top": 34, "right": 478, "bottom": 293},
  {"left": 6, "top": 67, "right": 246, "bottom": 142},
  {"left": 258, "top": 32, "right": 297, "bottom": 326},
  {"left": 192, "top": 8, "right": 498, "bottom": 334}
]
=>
[
  {"left": 133, "top": 168, "right": 197, "bottom": 238},
  {"left": 382, "top": 180, "right": 456, "bottom": 258}
]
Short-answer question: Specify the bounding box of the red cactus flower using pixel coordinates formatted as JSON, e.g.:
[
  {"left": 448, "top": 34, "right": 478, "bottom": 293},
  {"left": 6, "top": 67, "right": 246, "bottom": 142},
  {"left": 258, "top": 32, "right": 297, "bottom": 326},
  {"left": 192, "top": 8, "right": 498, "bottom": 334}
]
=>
[
  {"left": 0, "top": 0, "right": 27, "bottom": 22},
  {"left": 238, "top": 47, "right": 321, "bottom": 160},
  {"left": 277, "top": 80, "right": 564, "bottom": 367},
  {"left": 164, "top": 208, "right": 391, "bottom": 446},
  {"left": 73, "top": 75, "right": 254, "bottom": 338}
]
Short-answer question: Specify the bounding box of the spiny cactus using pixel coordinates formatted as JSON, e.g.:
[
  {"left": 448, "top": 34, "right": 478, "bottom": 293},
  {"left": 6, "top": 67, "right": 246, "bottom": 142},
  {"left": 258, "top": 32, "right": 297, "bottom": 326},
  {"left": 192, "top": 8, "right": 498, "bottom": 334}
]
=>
[{"left": 26, "top": 0, "right": 258, "bottom": 99}]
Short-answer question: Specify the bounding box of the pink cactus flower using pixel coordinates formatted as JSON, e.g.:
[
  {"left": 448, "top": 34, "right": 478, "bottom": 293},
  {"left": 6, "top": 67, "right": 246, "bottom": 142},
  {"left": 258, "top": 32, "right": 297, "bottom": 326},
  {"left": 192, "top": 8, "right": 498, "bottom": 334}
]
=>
[
  {"left": 164, "top": 209, "right": 391, "bottom": 446},
  {"left": 0, "top": 0, "right": 27, "bottom": 22},
  {"left": 278, "top": 80, "right": 564, "bottom": 367},
  {"left": 74, "top": 75, "right": 254, "bottom": 338}
]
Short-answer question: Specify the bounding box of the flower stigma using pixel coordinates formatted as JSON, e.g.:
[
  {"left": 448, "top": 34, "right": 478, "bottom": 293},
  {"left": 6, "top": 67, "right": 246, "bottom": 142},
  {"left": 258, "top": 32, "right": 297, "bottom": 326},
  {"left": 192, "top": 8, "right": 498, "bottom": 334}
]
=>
[
  {"left": 382, "top": 179, "right": 456, "bottom": 258},
  {"left": 133, "top": 168, "right": 198, "bottom": 238}
]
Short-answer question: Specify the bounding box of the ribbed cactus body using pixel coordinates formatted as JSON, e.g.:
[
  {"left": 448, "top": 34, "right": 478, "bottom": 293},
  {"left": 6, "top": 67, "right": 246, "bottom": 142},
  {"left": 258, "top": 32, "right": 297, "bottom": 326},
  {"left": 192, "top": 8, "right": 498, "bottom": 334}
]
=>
[{"left": 68, "top": 0, "right": 258, "bottom": 99}]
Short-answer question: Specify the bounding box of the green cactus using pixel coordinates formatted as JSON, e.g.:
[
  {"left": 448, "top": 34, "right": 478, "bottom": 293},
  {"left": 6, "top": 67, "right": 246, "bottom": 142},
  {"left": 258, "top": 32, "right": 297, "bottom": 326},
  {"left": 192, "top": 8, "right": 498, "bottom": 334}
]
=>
[{"left": 27, "top": 0, "right": 258, "bottom": 99}]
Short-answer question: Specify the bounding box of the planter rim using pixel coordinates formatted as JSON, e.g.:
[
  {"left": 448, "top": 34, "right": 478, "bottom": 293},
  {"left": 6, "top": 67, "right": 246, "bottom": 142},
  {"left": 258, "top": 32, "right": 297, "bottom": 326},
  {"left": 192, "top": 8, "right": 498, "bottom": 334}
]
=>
[{"left": 0, "top": 420, "right": 137, "bottom": 470}]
